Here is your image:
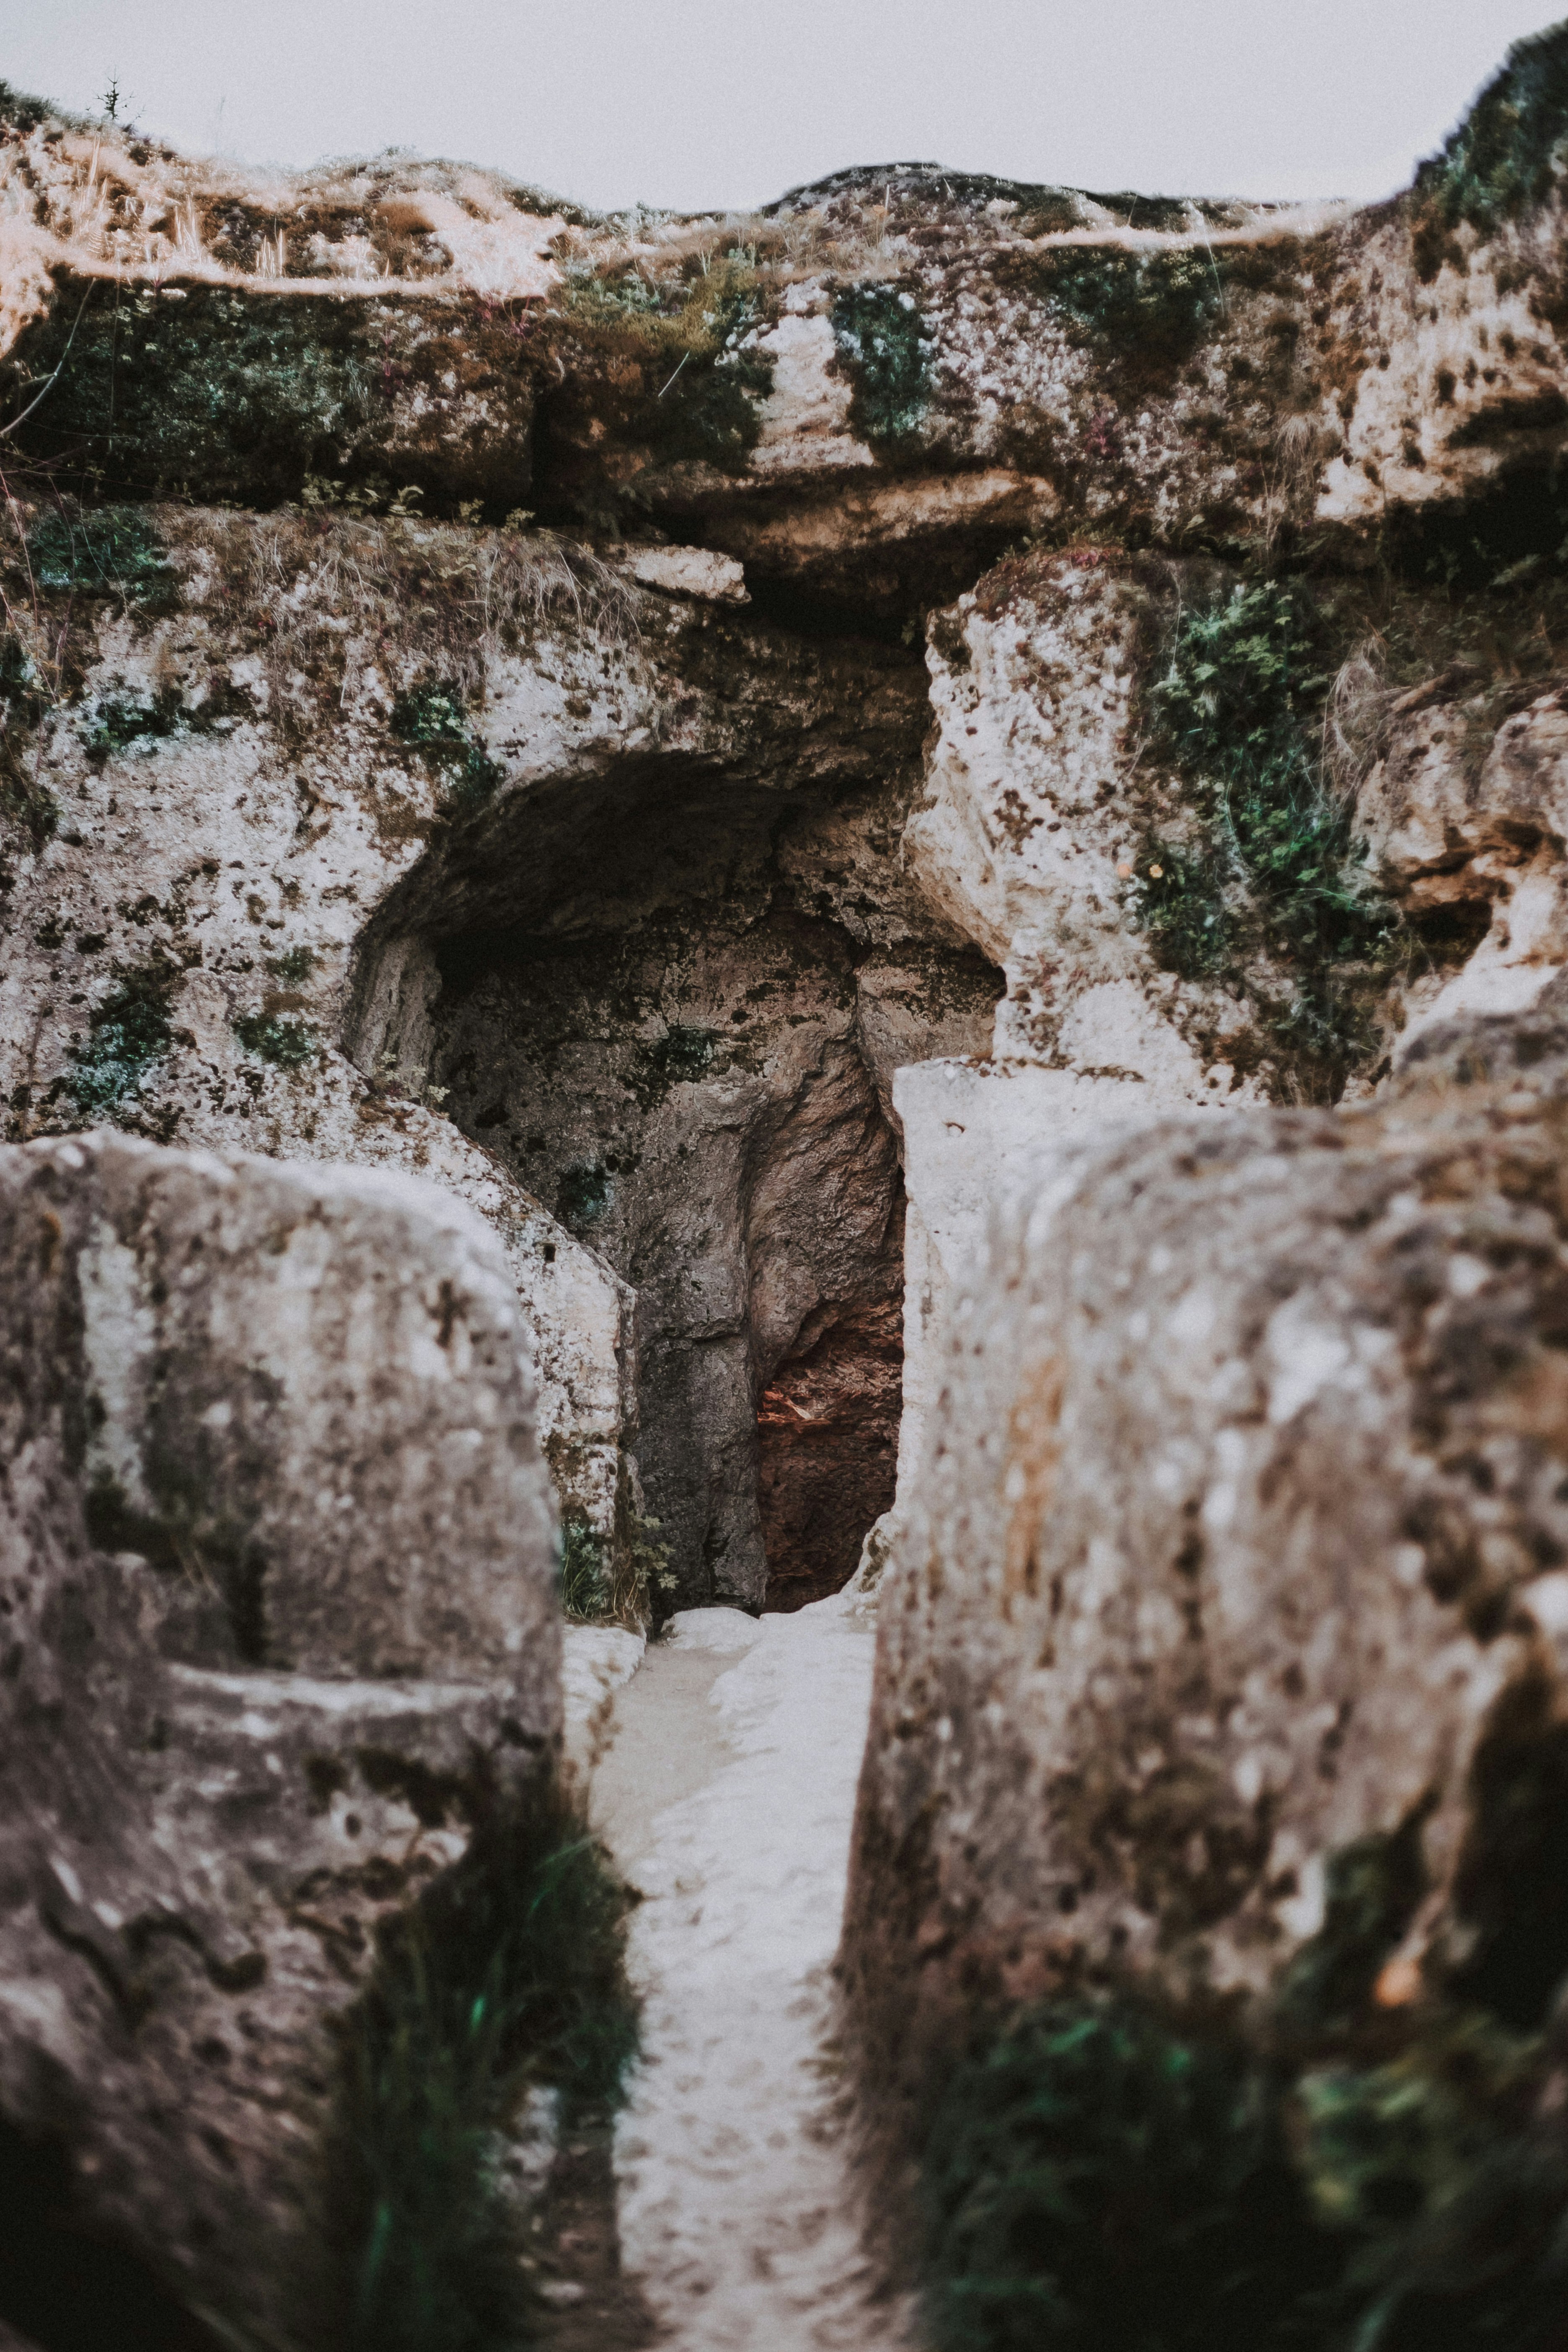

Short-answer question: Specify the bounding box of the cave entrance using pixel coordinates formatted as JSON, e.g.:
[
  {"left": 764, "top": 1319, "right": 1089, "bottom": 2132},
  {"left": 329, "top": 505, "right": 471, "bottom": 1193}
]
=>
[{"left": 353, "top": 691, "right": 1000, "bottom": 1618}]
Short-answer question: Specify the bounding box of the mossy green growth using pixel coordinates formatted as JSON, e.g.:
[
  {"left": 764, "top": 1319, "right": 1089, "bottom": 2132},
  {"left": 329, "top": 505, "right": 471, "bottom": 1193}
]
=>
[
  {"left": 390, "top": 681, "right": 502, "bottom": 815},
  {"left": 1417, "top": 21, "right": 1568, "bottom": 231},
  {"left": 1033, "top": 245, "right": 1222, "bottom": 383},
  {"left": 11, "top": 284, "right": 374, "bottom": 503},
  {"left": 556, "top": 1160, "right": 611, "bottom": 1228},
  {"left": 67, "top": 964, "right": 175, "bottom": 1117},
  {"left": 1135, "top": 579, "right": 1402, "bottom": 1093},
  {"left": 630, "top": 1021, "right": 716, "bottom": 1107},
  {"left": 233, "top": 1011, "right": 317, "bottom": 1070},
  {"left": 325, "top": 1775, "right": 640, "bottom": 2352},
  {"left": 830, "top": 283, "right": 934, "bottom": 448},
  {"left": 27, "top": 505, "right": 173, "bottom": 601},
  {"left": 82, "top": 687, "right": 186, "bottom": 757}
]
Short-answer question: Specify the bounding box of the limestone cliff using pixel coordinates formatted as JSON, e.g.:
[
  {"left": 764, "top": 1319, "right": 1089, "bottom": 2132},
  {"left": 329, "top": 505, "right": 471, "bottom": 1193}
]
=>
[{"left": 5, "top": 21, "right": 1568, "bottom": 2341}]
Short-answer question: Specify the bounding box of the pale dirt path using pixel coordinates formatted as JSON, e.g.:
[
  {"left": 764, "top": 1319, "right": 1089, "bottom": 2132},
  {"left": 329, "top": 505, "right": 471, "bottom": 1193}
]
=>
[{"left": 573, "top": 1593, "right": 913, "bottom": 2352}]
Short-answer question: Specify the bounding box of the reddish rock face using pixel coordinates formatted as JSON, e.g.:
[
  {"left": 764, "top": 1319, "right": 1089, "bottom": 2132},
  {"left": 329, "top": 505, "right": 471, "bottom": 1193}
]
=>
[{"left": 757, "top": 1299, "right": 903, "bottom": 1611}]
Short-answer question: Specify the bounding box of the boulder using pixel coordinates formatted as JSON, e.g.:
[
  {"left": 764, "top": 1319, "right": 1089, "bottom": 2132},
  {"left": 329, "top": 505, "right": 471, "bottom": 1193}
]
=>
[
  {"left": 0, "top": 1133, "right": 559, "bottom": 2348},
  {"left": 846, "top": 1008, "right": 1568, "bottom": 2163}
]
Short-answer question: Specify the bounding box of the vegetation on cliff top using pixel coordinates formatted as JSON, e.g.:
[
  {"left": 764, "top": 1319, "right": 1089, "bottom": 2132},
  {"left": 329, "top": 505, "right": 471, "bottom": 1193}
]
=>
[{"left": 1418, "top": 18, "right": 1568, "bottom": 230}]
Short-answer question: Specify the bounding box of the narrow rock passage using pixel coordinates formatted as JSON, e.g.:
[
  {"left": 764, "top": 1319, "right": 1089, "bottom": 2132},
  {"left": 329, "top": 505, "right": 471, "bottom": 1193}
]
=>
[{"left": 576, "top": 1591, "right": 912, "bottom": 2351}]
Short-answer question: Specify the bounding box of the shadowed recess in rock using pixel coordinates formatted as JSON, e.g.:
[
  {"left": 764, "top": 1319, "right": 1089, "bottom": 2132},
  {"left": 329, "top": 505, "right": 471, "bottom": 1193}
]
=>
[
  {"left": 0, "top": 2117, "right": 226, "bottom": 2352},
  {"left": 347, "top": 656, "right": 1001, "bottom": 1615}
]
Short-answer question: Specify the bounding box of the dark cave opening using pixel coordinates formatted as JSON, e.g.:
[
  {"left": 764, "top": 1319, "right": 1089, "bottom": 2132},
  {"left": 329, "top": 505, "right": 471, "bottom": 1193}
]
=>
[
  {"left": 0, "top": 2116, "right": 223, "bottom": 2352},
  {"left": 352, "top": 686, "right": 1001, "bottom": 1615}
]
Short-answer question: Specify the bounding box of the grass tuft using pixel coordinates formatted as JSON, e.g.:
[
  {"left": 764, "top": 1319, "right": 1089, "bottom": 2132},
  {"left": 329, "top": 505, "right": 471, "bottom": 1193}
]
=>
[
  {"left": 558, "top": 1514, "right": 610, "bottom": 1620},
  {"left": 920, "top": 1986, "right": 1568, "bottom": 2352},
  {"left": 921, "top": 1997, "right": 1332, "bottom": 2352},
  {"left": 323, "top": 1775, "right": 640, "bottom": 2352}
]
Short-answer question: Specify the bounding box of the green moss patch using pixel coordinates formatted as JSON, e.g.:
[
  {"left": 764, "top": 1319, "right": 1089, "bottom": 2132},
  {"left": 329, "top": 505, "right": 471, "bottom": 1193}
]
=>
[
  {"left": 67, "top": 963, "right": 177, "bottom": 1118},
  {"left": 1416, "top": 22, "right": 1568, "bottom": 232},
  {"left": 555, "top": 1159, "right": 611, "bottom": 1229},
  {"left": 1029, "top": 245, "right": 1223, "bottom": 387},
  {"left": 1131, "top": 578, "right": 1402, "bottom": 1095},
  {"left": 81, "top": 686, "right": 187, "bottom": 758},
  {"left": 233, "top": 1011, "right": 318, "bottom": 1070},
  {"left": 830, "top": 283, "right": 934, "bottom": 449},
  {"left": 628, "top": 1021, "right": 716, "bottom": 1107},
  {"left": 26, "top": 505, "right": 174, "bottom": 601},
  {"left": 322, "top": 1774, "right": 639, "bottom": 2352}
]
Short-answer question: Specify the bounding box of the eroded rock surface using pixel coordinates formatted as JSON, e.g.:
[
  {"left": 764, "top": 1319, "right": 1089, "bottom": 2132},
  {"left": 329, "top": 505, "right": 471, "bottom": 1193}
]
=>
[
  {"left": 845, "top": 998, "right": 1568, "bottom": 2196},
  {"left": 0, "top": 1133, "right": 558, "bottom": 2348}
]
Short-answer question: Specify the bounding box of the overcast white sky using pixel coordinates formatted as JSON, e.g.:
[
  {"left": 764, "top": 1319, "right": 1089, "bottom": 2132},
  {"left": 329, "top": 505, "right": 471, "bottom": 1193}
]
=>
[{"left": 2, "top": 2, "right": 1563, "bottom": 215}]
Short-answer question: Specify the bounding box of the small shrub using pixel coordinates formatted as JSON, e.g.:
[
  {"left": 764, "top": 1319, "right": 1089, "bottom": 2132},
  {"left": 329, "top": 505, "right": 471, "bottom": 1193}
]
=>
[
  {"left": 830, "top": 283, "right": 934, "bottom": 447},
  {"left": 1137, "top": 579, "right": 1403, "bottom": 1092},
  {"left": 1131, "top": 840, "right": 1232, "bottom": 978},
  {"left": 390, "top": 680, "right": 503, "bottom": 815},
  {"left": 0, "top": 79, "right": 56, "bottom": 132},
  {"left": 232, "top": 1011, "right": 317, "bottom": 1069},
  {"left": 1417, "top": 22, "right": 1568, "bottom": 231},
  {"left": 82, "top": 688, "right": 185, "bottom": 758},
  {"left": 27, "top": 506, "right": 173, "bottom": 601},
  {"left": 11, "top": 284, "right": 375, "bottom": 504},
  {"left": 549, "top": 251, "right": 774, "bottom": 482},
  {"left": 67, "top": 965, "right": 175, "bottom": 1117},
  {"left": 266, "top": 944, "right": 318, "bottom": 984},
  {"left": 1034, "top": 245, "right": 1222, "bottom": 383},
  {"left": 324, "top": 1775, "right": 640, "bottom": 2352},
  {"left": 557, "top": 1514, "right": 610, "bottom": 1620}
]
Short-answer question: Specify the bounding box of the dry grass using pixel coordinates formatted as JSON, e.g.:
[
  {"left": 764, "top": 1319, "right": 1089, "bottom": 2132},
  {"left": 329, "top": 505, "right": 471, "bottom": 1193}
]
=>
[{"left": 186, "top": 511, "right": 642, "bottom": 734}]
